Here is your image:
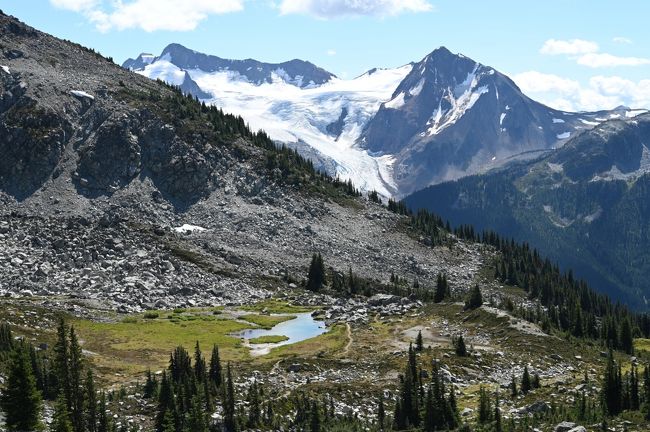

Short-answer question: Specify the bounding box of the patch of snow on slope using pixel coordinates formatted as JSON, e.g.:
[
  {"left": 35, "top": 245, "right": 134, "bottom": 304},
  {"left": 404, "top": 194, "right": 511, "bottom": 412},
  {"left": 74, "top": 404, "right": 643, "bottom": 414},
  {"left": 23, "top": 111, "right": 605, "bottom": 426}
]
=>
[
  {"left": 499, "top": 113, "right": 506, "bottom": 126},
  {"left": 426, "top": 66, "right": 489, "bottom": 136},
  {"left": 272, "top": 68, "right": 305, "bottom": 87},
  {"left": 174, "top": 224, "right": 207, "bottom": 234},
  {"left": 552, "top": 118, "right": 565, "bottom": 123},
  {"left": 409, "top": 79, "right": 425, "bottom": 97},
  {"left": 557, "top": 132, "right": 571, "bottom": 139},
  {"left": 580, "top": 119, "right": 599, "bottom": 126},
  {"left": 0, "top": 65, "right": 9, "bottom": 74},
  {"left": 144, "top": 63, "right": 413, "bottom": 197},
  {"left": 70, "top": 90, "right": 94, "bottom": 100},
  {"left": 141, "top": 57, "right": 187, "bottom": 86},
  {"left": 385, "top": 92, "right": 406, "bottom": 109},
  {"left": 626, "top": 109, "right": 648, "bottom": 118}
]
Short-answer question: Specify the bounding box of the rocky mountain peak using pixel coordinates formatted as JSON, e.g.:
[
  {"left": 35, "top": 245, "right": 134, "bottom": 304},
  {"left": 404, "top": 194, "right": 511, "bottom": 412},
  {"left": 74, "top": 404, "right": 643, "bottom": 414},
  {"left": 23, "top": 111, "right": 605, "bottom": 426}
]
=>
[{"left": 123, "top": 42, "right": 336, "bottom": 88}]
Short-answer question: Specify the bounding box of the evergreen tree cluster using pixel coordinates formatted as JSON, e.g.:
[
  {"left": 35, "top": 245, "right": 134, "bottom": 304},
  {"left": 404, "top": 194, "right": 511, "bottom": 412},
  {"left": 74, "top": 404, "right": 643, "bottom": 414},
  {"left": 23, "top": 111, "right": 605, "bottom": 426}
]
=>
[
  {"left": 392, "top": 345, "right": 460, "bottom": 431},
  {"left": 0, "top": 319, "right": 117, "bottom": 432},
  {"left": 601, "top": 351, "right": 647, "bottom": 417},
  {"left": 385, "top": 198, "right": 650, "bottom": 351},
  {"left": 154, "top": 342, "right": 226, "bottom": 432}
]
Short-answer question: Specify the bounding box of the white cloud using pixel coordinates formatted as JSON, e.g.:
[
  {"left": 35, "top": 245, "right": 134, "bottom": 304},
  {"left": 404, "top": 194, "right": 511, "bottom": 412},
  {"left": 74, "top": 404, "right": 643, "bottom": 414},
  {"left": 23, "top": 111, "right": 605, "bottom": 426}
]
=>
[
  {"left": 540, "top": 38, "right": 650, "bottom": 68},
  {"left": 540, "top": 39, "right": 598, "bottom": 55},
  {"left": 513, "top": 71, "right": 650, "bottom": 112},
  {"left": 50, "top": 0, "right": 244, "bottom": 32},
  {"left": 50, "top": 0, "right": 98, "bottom": 12},
  {"left": 278, "top": 0, "right": 433, "bottom": 18},
  {"left": 327, "top": 49, "right": 337, "bottom": 56},
  {"left": 577, "top": 53, "right": 650, "bottom": 68},
  {"left": 613, "top": 36, "right": 632, "bottom": 44}
]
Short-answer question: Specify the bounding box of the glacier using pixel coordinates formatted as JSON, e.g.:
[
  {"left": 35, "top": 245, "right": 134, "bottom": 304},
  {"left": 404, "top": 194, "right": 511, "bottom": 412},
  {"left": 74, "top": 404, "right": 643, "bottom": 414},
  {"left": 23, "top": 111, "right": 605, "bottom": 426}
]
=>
[{"left": 136, "top": 59, "right": 412, "bottom": 198}]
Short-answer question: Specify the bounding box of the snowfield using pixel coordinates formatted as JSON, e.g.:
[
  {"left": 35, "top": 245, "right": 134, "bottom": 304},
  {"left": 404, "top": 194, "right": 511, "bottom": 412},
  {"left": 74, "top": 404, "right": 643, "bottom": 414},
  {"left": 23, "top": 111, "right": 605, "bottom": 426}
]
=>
[
  {"left": 136, "top": 59, "right": 412, "bottom": 197},
  {"left": 70, "top": 90, "right": 94, "bottom": 100}
]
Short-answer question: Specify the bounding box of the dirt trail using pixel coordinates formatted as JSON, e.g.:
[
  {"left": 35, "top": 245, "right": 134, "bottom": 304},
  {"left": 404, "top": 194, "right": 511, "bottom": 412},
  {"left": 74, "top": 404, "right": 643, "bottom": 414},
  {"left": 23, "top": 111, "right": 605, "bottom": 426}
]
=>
[{"left": 342, "top": 322, "right": 353, "bottom": 356}]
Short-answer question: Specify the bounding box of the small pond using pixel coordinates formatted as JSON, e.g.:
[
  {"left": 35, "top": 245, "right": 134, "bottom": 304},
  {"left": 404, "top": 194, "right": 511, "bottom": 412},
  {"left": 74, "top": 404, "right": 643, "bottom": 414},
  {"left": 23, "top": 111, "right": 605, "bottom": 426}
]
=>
[{"left": 237, "top": 312, "right": 328, "bottom": 356}]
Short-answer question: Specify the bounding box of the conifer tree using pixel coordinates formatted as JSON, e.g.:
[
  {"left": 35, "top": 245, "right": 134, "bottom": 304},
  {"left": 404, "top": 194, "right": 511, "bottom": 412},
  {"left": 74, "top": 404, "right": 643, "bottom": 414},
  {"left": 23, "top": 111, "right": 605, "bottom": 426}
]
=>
[
  {"left": 51, "top": 395, "right": 73, "bottom": 432},
  {"left": 434, "top": 273, "right": 446, "bottom": 303},
  {"left": 306, "top": 253, "right": 326, "bottom": 292},
  {"left": 494, "top": 391, "right": 502, "bottom": 432},
  {"left": 423, "top": 387, "right": 435, "bottom": 432},
  {"left": 521, "top": 365, "right": 531, "bottom": 394},
  {"left": 619, "top": 318, "right": 634, "bottom": 354},
  {"left": 465, "top": 284, "right": 483, "bottom": 310},
  {"left": 97, "top": 392, "right": 109, "bottom": 432},
  {"left": 0, "top": 321, "right": 13, "bottom": 352},
  {"left": 209, "top": 344, "right": 222, "bottom": 390},
  {"left": 455, "top": 335, "right": 467, "bottom": 357},
  {"left": 246, "top": 381, "right": 261, "bottom": 428},
  {"left": 54, "top": 318, "right": 71, "bottom": 408},
  {"left": 193, "top": 341, "right": 206, "bottom": 383},
  {"left": 143, "top": 369, "right": 157, "bottom": 399},
  {"left": 477, "top": 387, "right": 491, "bottom": 424},
  {"left": 643, "top": 365, "right": 650, "bottom": 420},
  {"left": 310, "top": 400, "right": 321, "bottom": 432},
  {"left": 223, "top": 364, "right": 237, "bottom": 432},
  {"left": 630, "top": 364, "right": 640, "bottom": 410},
  {"left": 186, "top": 394, "right": 208, "bottom": 432},
  {"left": 415, "top": 330, "right": 424, "bottom": 352},
  {"left": 510, "top": 375, "right": 518, "bottom": 397},
  {"left": 602, "top": 351, "right": 622, "bottom": 416},
  {"left": 0, "top": 346, "right": 44, "bottom": 431},
  {"left": 68, "top": 326, "right": 85, "bottom": 432},
  {"left": 84, "top": 370, "right": 97, "bottom": 432},
  {"left": 377, "top": 393, "right": 386, "bottom": 431},
  {"left": 155, "top": 372, "right": 175, "bottom": 432}
]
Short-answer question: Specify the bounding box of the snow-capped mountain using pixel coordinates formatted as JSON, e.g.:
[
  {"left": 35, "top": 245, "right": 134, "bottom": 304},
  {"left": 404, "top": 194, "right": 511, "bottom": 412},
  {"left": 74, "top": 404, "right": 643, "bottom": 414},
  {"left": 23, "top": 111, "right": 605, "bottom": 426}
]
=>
[
  {"left": 361, "top": 47, "right": 646, "bottom": 195},
  {"left": 124, "top": 43, "right": 335, "bottom": 88},
  {"left": 123, "top": 44, "right": 646, "bottom": 198}
]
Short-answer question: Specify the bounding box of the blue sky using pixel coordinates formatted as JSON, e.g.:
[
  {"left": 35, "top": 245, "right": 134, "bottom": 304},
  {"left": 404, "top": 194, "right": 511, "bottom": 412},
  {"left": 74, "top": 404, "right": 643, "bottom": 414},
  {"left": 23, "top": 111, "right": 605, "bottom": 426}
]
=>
[{"left": 3, "top": 0, "right": 650, "bottom": 111}]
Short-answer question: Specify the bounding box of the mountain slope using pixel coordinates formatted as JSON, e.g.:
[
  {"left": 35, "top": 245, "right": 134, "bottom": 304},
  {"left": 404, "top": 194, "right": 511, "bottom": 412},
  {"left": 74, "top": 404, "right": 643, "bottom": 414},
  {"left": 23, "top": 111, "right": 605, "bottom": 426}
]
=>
[
  {"left": 405, "top": 113, "right": 650, "bottom": 307},
  {"left": 0, "top": 10, "right": 484, "bottom": 310},
  {"left": 360, "top": 47, "right": 644, "bottom": 195},
  {"left": 124, "top": 44, "right": 643, "bottom": 198}
]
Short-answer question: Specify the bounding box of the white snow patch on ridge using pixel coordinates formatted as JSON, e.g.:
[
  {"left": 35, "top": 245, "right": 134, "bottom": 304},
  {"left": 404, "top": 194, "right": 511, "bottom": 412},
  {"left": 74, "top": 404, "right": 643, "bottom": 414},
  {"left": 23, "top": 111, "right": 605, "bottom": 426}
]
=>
[
  {"left": 409, "top": 79, "right": 425, "bottom": 97},
  {"left": 425, "top": 66, "right": 489, "bottom": 137},
  {"left": 385, "top": 92, "right": 406, "bottom": 109},
  {"left": 626, "top": 109, "right": 648, "bottom": 118},
  {"left": 70, "top": 90, "right": 94, "bottom": 100},
  {"left": 174, "top": 224, "right": 207, "bottom": 234},
  {"left": 1, "top": 65, "right": 9, "bottom": 74},
  {"left": 552, "top": 118, "right": 565, "bottom": 124},
  {"left": 557, "top": 132, "right": 571, "bottom": 139}
]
